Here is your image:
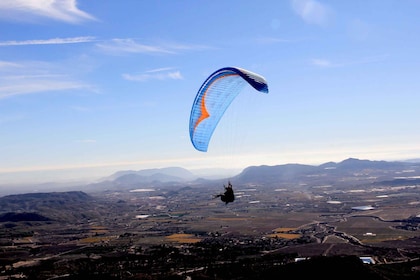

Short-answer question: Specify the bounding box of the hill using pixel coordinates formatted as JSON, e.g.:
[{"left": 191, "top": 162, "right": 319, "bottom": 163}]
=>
[
  {"left": 0, "top": 191, "right": 100, "bottom": 222},
  {"left": 0, "top": 212, "right": 51, "bottom": 222}
]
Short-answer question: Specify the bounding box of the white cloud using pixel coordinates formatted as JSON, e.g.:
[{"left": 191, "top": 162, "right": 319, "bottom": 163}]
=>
[
  {"left": 0, "top": 0, "right": 96, "bottom": 23},
  {"left": 0, "top": 36, "right": 96, "bottom": 46},
  {"left": 123, "top": 68, "right": 183, "bottom": 82},
  {"left": 291, "top": 0, "right": 332, "bottom": 26}
]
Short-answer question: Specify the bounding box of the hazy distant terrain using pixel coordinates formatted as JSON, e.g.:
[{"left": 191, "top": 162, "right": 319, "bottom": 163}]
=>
[
  {"left": 1, "top": 158, "right": 419, "bottom": 279},
  {"left": 2, "top": 157, "right": 420, "bottom": 195}
]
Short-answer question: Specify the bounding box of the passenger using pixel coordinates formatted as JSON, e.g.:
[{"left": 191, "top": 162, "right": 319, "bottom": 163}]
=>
[{"left": 215, "top": 181, "right": 235, "bottom": 204}]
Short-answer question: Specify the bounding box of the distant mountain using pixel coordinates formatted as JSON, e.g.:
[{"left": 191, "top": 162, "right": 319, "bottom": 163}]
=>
[
  {"left": 102, "top": 167, "right": 197, "bottom": 183},
  {"left": 234, "top": 164, "right": 319, "bottom": 185},
  {"left": 232, "top": 158, "right": 420, "bottom": 188},
  {"left": 403, "top": 158, "right": 420, "bottom": 163},
  {"left": 83, "top": 158, "right": 420, "bottom": 192},
  {"left": 86, "top": 167, "right": 199, "bottom": 192},
  {"left": 15, "top": 158, "right": 416, "bottom": 194},
  {"left": 320, "top": 158, "right": 405, "bottom": 170}
]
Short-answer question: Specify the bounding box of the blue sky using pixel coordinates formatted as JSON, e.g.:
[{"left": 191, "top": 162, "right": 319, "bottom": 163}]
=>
[{"left": 1, "top": 0, "right": 420, "bottom": 184}]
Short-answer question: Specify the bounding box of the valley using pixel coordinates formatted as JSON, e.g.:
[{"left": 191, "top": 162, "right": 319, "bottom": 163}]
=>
[{"left": 0, "top": 158, "right": 419, "bottom": 279}]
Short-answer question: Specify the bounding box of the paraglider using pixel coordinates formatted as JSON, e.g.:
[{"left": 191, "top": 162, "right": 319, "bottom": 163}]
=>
[
  {"left": 189, "top": 67, "right": 268, "bottom": 152},
  {"left": 214, "top": 181, "right": 235, "bottom": 204}
]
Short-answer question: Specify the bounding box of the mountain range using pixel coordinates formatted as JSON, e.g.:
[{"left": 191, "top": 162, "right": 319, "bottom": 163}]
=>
[
  {"left": 1, "top": 158, "right": 420, "bottom": 196},
  {"left": 84, "top": 158, "right": 420, "bottom": 192},
  {"left": 233, "top": 158, "right": 420, "bottom": 186}
]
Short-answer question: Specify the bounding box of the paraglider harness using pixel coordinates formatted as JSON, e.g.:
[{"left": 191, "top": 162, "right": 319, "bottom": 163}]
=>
[{"left": 215, "top": 181, "right": 235, "bottom": 204}]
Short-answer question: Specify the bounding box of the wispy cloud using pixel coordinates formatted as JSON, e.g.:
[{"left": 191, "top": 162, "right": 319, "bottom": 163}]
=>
[
  {"left": 291, "top": 0, "right": 332, "bottom": 26},
  {"left": 97, "top": 39, "right": 176, "bottom": 55},
  {"left": 0, "top": 36, "right": 96, "bottom": 47},
  {"left": 161, "top": 42, "right": 214, "bottom": 52},
  {"left": 97, "top": 38, "right": 213, "bottom": 55},
  {"left": 0, "top": 60, "right": 21, "bottom": 68},
  {"left": 0, "top": 77, "right": 89, "bottom": 99},
  {"left": 311, "top": 55, "right": 389, "bottom": 68},
  {"left": 122, "top": 68, "right": 183, "bottom": 82},
  {"left": 0, "top": 0, "right": 96, "bottom": 23},
  {"left": 0, "top": 60, "right": 91, "bottom": 99}
]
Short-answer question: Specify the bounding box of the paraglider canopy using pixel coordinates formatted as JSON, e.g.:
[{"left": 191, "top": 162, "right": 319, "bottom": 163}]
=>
[{"left": 189, "top": 67, "right": 268, "bottom": 152}]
